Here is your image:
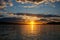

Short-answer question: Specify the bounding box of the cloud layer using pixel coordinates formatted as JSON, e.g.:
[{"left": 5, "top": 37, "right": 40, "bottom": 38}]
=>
[
  {"left": 16, "top": 0, "right": 60, "bottom": 8},
  {"left": 1, "top": 13, "right": 60, "bottom": 22},
  {"left": 16, "top": 0, "right": 60, "bottom": 4},
  {"left": 0, "top": 0, "right": 60, "bottom": 9},
  {"left": 0, "top": 0, "right": 13, "bottom": 9}
]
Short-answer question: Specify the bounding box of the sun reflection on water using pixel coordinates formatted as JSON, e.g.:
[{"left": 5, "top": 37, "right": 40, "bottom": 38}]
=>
[{"left": 21, "top": 21, "right": 40, "bottom": 37}]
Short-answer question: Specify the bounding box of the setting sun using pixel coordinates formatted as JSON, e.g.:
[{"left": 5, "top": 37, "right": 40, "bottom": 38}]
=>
[
  {"left": 30, "top": 21, "right": 35, "bottom": 25},
  {"left": 21, "top": 21, "right": 39, "bottom": 36}
]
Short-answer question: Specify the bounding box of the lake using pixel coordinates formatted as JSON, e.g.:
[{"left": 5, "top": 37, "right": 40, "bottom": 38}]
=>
[{"left": 0, "top": 24, "right": 60, "bottom": 40}]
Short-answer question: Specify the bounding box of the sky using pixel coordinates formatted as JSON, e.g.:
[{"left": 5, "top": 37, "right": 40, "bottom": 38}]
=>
[{"left": 0, "top": 0, "right": 60, "bottom": 15}]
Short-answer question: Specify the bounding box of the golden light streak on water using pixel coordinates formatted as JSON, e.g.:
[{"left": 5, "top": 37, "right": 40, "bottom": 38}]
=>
[
  {"left": 31, "top": 24, "right": 33, "bottom": 33},
  {"left": 21, "top": 21, "right": 40, "bottom": 37},
  {"left": 30, "top": 21, "right": 34, "bottom": 33}
]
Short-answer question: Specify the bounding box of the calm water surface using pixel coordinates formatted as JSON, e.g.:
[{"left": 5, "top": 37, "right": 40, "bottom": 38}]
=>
[{"left": 0, "top": 24, "right": 60, "bottom": 40}]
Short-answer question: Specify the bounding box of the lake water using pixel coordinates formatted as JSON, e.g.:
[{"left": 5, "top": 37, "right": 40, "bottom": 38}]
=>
[{"left": 0, "top": 24, "right": 60, "bottom": 40}]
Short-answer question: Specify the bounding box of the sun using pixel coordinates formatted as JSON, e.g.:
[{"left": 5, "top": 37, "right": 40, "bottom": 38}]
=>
[
  {"left": 30, "top": 21, "right": 35, "bottom": 25},
  {"left": 21, "top": 21, "right": 39, "bottom": 36}
]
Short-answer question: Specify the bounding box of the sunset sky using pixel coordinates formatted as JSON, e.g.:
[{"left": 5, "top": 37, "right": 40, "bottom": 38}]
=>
[{"left": 0, "top": 0, "right": 60, "bottom": 15}]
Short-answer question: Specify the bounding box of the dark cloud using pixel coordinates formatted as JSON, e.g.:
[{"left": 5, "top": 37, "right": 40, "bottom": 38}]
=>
[
  {"left": 16, "top": 0, "right": 43, "bottom": 2},
  {"left": 4, "top": 0, "right": 9, "bottom": 2},
  {"left": 27, "top": 0, "right": 43, "bottom": 2}
]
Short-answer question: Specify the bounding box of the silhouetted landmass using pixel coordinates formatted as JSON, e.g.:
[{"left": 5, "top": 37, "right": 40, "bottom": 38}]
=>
[
  {"left": 0, "top": 21, "right": 60, "bottom": 25},
  {"left": 0, "top": 22, "right": 23, "bottom": 25},
  {"left": 47, "top": 22, "right": 60, "bottom": 25}
]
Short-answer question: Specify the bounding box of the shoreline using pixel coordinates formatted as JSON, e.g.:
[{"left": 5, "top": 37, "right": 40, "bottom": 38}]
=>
[{"left": 0, "top": 22, "right": 60, "bottom": 25}]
